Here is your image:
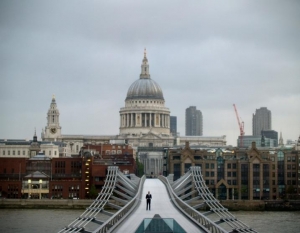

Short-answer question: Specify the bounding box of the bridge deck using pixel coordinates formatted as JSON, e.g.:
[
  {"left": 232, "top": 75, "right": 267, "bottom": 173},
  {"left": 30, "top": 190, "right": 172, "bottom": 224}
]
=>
[{"left": 114, "top": 178, "right": 204, "bottom": 233}]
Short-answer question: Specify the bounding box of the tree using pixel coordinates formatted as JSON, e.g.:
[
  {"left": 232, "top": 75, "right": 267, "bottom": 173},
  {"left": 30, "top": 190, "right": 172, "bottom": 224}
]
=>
[
  {"left": 136, "top": 157, "right": 144, "bottom": 177},
  {"left": 89, "top": 185, "right": 98, "bottom": 199}
]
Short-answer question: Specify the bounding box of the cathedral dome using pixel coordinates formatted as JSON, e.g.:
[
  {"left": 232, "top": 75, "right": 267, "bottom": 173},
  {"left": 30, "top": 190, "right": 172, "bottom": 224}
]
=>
[
  {"left": 126, "top": 78, "right": 164, "bottom": 100},
  {"left": 125, "top": 49, "right": 164, "bottom": 101}
]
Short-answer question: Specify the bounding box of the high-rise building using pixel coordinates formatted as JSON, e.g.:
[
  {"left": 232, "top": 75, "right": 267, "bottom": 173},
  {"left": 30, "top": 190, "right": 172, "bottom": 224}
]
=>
[
  {"left": 261, "top": 130, "right": 278, "bottom": 147},
  {"left": 252, "top": 107, "right": 271, "bottom": 136},
  {"left": 185, "top": 106, "right": 203, "bottom": 136},
  {"left": 170, "top": 116, "right": 177, "bottom": 136}
]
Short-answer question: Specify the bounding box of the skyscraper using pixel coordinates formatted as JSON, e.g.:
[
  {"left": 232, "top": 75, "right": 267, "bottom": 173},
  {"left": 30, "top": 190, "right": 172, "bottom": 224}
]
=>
[
  {"left": 252, "top": 107, "right": 271, "bottom": 136},
  {"left": 185, "top": 106, "right": 203, "bottom": 136},
  {"left": 170, "top": 116, "right": 177, "bottom": 136}
]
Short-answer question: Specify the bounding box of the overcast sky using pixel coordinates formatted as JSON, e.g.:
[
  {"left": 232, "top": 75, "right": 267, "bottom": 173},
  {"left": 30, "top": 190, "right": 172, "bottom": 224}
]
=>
[{"left": 0, "top": 1, "right": 299, "bottom": 146}]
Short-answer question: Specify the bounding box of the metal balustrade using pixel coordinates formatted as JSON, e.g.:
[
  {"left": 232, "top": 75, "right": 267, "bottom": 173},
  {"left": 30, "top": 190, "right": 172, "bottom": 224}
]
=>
[
  {"left": 58, "top": 166, "right": 145, "bottom": 233},
  {"left": 159, "top": 166, "right": 258, "bottom": 233}
]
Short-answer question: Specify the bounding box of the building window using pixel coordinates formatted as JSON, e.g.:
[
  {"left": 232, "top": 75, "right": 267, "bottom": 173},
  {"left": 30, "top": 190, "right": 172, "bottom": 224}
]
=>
[
  {"left": 210, "top": 163, "right": 214, "bottom": 169},
  {"left": 111, "top": 150, "right": 116, "bottom": 155},
  {"left": 23, "top": 151, "right": 25, "bottom": 155},
  {"left": 18, "top": 151, "right": 20, "bottom": 155},
  {"left": 205, "top": 163, "right": 209, "bottom": 169},
  {"left": 277, "top": 151, "right": 284, "bottom": 161},
  {"left": 205, "top": 171, "right": 209, "bottom": 177},
  {"left": 227, "top": 164, "right": 231, "bottom": 169},
  {"left": 105, "top": 150, "right": 110, "bottom": 155},
  {"left": 49, "top": 151, "right": 51, "bottom": 156},
  {"left": 287, "top": 165, "right": 291, "bottom": 170},
  {"left": 8, "top": 151, "right": 10, "bottom": 155},
  {"left": 232, "top": 172, "right": 236, "bottom": 177},
  {"left": 210, "top": 171, "right": 214, "bottom": 177},
  {"left": 232, "top": 164, "right": 236, "bottom": 169},
  {"left": 227, "top": 172, "right": 231, "bottom": 177},
  {"left": 117, "top": 150, "right": 122, "bottom": 154},
  {"left": 54, "top": 151, "right": 57, "bottom": 156},
  {"left": 3, "top": 150, "right": 5, "bottom": 155},
  {"left": 13, "top": 151, "right": 15, "bottom": 156}
]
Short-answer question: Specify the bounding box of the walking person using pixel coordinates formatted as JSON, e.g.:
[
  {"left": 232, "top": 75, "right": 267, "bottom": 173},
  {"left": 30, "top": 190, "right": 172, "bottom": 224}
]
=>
[{"left": 146, "top": 191, "right": 152, "bottom": 210}]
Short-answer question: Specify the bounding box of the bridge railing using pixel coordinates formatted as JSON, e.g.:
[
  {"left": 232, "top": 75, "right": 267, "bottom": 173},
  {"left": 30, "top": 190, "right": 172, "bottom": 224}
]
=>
[
  {"left": 160, "top": 166, "right": 258, "bottom": 233},
  {"left": 58, "top": 166, "right": 145, "bottom": 233},
  {"left": 94, "top": 175, "right": 145, "bottom": 233},
  {"left": 159, "top": 175, "right": 223, "bottom": 233}
]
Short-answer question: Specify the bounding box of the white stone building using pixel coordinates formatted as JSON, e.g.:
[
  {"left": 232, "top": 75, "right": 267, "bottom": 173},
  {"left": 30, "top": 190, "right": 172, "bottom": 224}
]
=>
[{"left": 0, "top": 131, "right": 69, "bottom": 158}]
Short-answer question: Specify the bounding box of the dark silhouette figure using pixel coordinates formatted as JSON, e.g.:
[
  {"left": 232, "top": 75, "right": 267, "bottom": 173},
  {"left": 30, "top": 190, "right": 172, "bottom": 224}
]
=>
[{"left": 146, "top": 191, "right": 152, "bottom": 210}]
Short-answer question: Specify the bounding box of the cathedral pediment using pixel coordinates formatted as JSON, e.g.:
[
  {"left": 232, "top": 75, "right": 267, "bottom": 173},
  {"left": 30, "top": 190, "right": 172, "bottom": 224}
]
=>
[{"left": 140, "top": 132, "right": 163, "bottom": 140}]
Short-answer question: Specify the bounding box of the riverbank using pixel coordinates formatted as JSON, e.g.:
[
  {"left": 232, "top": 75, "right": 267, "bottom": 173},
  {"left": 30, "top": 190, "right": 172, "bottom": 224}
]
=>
[
  {"left": 0, "top": 199, "right": 93, "bottom": 209},
  {"left": 221, "top": 200, "right": 300, "bottom": 211},
  {"left": 1, "top": 199, "right": 300, "bottom": 210}
]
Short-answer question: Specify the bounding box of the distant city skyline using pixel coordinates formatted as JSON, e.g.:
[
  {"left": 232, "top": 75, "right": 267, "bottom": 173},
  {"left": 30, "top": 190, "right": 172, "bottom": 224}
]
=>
[{"left": 0, "top": 1, "right": 299, "bottom": 146}]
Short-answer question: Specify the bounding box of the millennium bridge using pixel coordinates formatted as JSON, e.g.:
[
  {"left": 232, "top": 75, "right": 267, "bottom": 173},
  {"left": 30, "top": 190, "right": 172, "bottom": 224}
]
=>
[{"left": 58, "top": 166, "right": 258, "bottom": 233}]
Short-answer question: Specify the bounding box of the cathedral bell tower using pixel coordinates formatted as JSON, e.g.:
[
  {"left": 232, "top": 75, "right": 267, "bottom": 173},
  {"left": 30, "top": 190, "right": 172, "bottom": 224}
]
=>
[{"left": 42, "top": 95, "right": 62, "bottom": 141}]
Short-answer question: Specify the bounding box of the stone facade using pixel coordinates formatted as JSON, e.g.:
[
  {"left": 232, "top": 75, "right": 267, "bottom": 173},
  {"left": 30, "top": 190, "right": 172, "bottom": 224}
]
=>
[{"left": 168, "top": 141, "right": 299, "bottom": 200}]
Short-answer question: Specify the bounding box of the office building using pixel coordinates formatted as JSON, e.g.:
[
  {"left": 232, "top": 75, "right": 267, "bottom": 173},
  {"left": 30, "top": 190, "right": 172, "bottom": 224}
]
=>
[
  {"left": 237, "top": 135, "right": 277, "bottom": 148},
  {"left": 168, "top": 141, "right": 300, "bottom": 200},
  {"left": 261, "top": 130, "right": 278, "bottom": 147},
  {"left": 185, "top": 106, "right": 203, "bottom": 136},
  {"left": 252, "top": 107, "right": 271, "bottom": 136},
  {"left": 170, "top": 116, "right": 177, "bottom": 136}
]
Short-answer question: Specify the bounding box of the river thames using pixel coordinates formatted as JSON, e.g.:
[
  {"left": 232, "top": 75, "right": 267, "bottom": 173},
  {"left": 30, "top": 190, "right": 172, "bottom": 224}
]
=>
[{"left": 0, "top": 209, "right": 299, "bottom": 233}]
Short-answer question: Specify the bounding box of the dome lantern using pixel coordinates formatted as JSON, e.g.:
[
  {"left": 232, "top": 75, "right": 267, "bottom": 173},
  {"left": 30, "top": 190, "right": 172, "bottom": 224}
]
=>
[{"left": 126, "top": 50, "right": 164, "bottom": 101}]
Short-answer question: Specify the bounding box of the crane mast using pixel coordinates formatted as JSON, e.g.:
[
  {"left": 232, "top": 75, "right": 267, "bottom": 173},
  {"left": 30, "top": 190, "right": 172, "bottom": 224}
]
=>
[{"left": 233, "top": 104, "right": 245, "bottom": 147}]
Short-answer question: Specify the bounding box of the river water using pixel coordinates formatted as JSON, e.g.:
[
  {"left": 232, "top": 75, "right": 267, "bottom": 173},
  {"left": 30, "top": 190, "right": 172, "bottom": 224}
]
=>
[{"left": 0, "top": 209, "right": 299, "bottom": 233}]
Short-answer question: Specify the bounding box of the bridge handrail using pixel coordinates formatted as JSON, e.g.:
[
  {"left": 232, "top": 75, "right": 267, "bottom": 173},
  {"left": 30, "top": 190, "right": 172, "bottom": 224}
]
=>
[
  {"left": 190, "top": 166, "right": 257, "bottom": 232},
  {"left": 159, "top": 175, "right": 225, "bottom": 233},
  {"left": 58, "top": 167, "right": 119, "bottom": 232},
  {"left": 93, "top": 175, "right": 146, "bottom": 233}
]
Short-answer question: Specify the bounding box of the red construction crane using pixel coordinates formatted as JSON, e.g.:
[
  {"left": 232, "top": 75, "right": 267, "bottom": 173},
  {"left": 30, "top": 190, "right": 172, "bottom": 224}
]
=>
[{"left": 233, "top": 104, "right": 245, "bottom": 147}]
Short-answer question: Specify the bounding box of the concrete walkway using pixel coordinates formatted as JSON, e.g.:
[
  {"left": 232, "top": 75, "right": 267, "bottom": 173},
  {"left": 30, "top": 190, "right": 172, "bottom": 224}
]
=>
[{"left": 114, "top": 178, "right": 203, "bottom": 232}]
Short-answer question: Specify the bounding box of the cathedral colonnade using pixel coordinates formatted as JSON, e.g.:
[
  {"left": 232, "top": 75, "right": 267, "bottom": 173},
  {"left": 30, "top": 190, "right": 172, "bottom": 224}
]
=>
[{"left": 120, "top": 113, "right": 169, "bottom": 128}]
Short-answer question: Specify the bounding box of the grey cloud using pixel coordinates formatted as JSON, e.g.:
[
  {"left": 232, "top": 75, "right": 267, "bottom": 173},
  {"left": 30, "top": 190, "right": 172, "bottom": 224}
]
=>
[{"left": 0, "top": 0, "right": 299, "bottom": 145}]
